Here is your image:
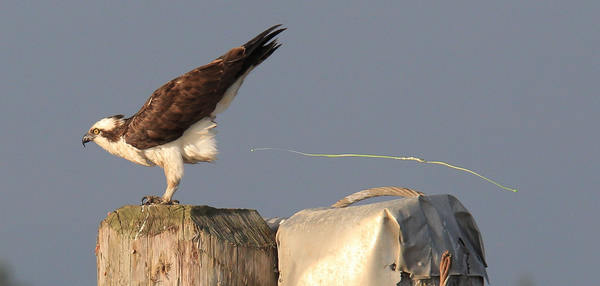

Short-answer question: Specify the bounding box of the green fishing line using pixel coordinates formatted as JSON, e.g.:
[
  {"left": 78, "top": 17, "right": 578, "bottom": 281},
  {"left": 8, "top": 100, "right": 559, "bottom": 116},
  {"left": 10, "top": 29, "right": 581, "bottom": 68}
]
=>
[{"left": 251, "top": 147, "right": 517, "bottom": 193}]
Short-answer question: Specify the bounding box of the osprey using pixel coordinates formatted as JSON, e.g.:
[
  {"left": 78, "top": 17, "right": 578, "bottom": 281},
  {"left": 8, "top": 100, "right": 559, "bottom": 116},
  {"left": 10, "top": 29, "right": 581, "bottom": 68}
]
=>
[{"left": 82, "top": 25, "right": 285, "bottom": 204}]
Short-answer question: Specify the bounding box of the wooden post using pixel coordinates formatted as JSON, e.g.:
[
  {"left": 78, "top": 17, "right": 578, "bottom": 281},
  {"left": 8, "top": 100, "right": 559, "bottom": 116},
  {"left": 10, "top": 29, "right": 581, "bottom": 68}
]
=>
[{"left": 96, "top": 205, "right": 278, "bottom": 286}]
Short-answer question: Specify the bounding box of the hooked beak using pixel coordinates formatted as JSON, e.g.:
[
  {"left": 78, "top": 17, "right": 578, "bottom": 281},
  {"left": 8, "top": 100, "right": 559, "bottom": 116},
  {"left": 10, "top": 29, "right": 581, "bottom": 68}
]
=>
[{"left": 82, "top": 134, "right": 95, "bottom": 147}]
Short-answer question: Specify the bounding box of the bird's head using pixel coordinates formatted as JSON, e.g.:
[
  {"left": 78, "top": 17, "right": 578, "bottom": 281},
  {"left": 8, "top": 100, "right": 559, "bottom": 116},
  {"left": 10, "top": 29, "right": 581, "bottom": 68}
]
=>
[{"left": 82, "top": 115, "right": 126, "bottom": 147}]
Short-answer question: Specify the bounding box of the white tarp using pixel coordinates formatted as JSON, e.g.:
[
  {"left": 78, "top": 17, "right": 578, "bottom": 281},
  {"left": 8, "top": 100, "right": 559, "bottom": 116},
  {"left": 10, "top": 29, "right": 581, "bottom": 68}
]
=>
[{"left": 276, "top": 194, "right": 487, "bottom": 286}]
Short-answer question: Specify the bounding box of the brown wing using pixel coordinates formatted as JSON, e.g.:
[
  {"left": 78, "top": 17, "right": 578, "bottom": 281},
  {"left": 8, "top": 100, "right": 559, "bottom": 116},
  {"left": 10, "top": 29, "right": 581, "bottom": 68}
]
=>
[{"left": 123, "top": 25, "right": 284, "bottom": 149}]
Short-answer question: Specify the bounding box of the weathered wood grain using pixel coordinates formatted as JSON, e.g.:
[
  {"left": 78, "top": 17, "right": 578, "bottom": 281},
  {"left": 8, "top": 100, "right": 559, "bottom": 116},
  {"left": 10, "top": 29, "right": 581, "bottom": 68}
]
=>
[{"left": 96, "top": 205, "right": 277, "bottom": 286}]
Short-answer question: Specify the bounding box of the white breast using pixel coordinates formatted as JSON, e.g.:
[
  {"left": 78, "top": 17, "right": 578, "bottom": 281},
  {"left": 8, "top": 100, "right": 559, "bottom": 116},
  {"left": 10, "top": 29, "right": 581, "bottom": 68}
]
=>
[
  {"left": 93, "top": 136, "right": 154, "bottom": 166},
  {"left": 94, "top": 118, "right": 218, "bottom": 168}
]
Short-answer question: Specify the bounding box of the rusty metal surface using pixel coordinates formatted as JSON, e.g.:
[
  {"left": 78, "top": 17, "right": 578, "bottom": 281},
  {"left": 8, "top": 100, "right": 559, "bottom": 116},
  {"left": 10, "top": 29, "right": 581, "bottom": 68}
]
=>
[{"left": 331, "top": 186, "right": 424, "bottom": 208}]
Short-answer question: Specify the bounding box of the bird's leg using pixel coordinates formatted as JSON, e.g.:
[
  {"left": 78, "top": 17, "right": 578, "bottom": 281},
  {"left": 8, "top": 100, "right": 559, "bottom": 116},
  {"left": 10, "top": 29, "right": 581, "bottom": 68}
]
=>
[
  {"left": 161, "top": 158, "right": 183, "bottom": 204},
  {"left": 162, "top": 179, "right": 180, "bottom": 203},
  {"left": 141, "top": 181, "right": 181, "bottom": 205},
  {"left": 141, "top": 156, "right": 183, "bottom": 205}
]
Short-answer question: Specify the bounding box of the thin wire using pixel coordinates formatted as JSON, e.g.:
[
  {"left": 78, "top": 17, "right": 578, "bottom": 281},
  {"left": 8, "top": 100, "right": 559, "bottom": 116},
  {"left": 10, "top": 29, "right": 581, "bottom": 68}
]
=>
[{"left": 251, "top": 147, "right": 517, "bottom": 193}]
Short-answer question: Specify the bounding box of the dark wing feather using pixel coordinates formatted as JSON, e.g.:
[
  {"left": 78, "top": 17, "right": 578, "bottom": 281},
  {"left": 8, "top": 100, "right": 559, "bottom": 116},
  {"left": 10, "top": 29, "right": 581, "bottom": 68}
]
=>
[{"left": 123, "top": 25, "right": 285, "bottom": 149}]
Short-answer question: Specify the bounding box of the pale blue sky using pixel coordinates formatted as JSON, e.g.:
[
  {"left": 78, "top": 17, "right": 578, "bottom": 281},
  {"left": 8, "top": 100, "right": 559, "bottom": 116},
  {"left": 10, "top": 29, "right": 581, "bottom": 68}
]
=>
[{"left": 1, "top": 1, "right": 598, "bottom": 285}]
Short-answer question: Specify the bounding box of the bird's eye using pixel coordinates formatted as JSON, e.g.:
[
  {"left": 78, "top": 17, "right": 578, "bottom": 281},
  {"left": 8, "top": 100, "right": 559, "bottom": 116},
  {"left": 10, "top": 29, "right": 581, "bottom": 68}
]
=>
[{"left": 92, "top": 128, "right": 100, "bottom": 135}]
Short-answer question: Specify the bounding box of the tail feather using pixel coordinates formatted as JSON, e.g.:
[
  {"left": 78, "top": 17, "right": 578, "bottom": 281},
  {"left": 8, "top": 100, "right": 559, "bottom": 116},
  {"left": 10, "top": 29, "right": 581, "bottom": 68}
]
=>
[
  {"left": 240, "top": 25, "right": 286, "bottom": 74},
  {"left": 243, "top": 24, "right": 285, "bottom": 53}
]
